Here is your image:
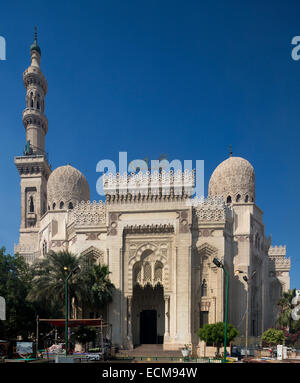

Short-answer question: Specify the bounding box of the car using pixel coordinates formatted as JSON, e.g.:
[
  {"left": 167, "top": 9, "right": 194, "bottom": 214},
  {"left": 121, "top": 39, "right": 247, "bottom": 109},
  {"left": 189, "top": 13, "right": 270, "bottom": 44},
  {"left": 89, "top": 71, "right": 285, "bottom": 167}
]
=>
[
  {"left": 231, "top": 346, "right": 243, "bottom": 360},
  {"left": 87, "top": 353, "right": 101, "bottom": 361}
]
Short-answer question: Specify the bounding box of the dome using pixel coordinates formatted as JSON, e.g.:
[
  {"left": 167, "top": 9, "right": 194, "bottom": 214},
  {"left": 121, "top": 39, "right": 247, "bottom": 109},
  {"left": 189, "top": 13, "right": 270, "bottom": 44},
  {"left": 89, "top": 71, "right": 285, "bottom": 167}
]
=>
[
  {"left": 47, "top": 165, "right": 90, "bottom": 210},
  {"left": 30, "top": 41, "right": 41, "bottom": 56},
  {"left": 208, "top": 156, "right": 255, "bottom": 203}
]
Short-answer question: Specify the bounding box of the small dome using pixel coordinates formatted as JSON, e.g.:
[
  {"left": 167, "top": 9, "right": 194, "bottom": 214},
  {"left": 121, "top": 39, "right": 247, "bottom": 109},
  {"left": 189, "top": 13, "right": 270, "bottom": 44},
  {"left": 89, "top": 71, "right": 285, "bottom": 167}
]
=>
[
  {"left": 30, "top": 41, "right": 41, "bottom": 56},
  {"left": 208, "top": 156, "right": 255, "bottom": 203},
  {"left": 47, "top": 165, "right": 90, "bottom": 210}
]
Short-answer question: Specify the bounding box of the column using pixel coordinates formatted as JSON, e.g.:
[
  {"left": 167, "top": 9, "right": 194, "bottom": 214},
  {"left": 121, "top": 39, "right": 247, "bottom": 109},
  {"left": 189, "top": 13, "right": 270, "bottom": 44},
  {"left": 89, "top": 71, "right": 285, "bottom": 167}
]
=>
[
  {"left": 164, "top": 295, "right": 170, "bottom": 338},
  {"left": 127, "top": 295, "right": 133, "bottom": 348},
  {"left": 151, "top": 261, "right": 155, "bottom": 284}
]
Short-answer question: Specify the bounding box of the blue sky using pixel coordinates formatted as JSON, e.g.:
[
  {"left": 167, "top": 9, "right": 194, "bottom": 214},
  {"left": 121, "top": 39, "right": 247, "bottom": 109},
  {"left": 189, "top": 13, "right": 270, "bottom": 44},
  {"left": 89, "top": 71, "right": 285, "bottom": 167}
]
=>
[{"left": 0, "top": 0, "right": 299, "bottom": 288}]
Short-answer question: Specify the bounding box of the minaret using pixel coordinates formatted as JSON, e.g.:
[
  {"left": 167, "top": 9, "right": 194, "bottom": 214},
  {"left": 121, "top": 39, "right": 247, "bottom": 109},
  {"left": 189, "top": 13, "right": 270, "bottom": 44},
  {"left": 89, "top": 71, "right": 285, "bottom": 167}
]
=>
[
  {"left": 14, "top": 29, "right": 51, "bottom": 262},
  {"left": 23, "top": 27, "right": 48, "bottom": 154}
]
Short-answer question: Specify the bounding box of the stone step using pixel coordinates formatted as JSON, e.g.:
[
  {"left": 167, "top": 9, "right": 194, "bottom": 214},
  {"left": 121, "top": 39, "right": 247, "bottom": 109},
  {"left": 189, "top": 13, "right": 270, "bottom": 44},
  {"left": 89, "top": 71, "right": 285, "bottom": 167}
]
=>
[{"left": 117, "top": 344, "right": 182, "bottom": 358}]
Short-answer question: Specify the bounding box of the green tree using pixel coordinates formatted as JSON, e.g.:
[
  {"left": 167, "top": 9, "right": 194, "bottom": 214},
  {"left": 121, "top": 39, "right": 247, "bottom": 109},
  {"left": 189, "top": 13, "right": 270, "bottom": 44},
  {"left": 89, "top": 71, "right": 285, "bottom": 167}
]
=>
[
  {"left": 90, "top": 264, "right": 114, "bottom": 308},
  {"left": 198, "top": 322, "right": 239, "bottom": 356},
  {"left": 261, "top": 328, "right": 285, "bottom": 346},
  {"left": 28, "top": 250, "right": 114, "bottom": 314},
  {"left": 276, "top": 289, "right": 296, "bottom": 331},
  {"left": 0, "top": 247, "right": 58, "bottom": 341}
]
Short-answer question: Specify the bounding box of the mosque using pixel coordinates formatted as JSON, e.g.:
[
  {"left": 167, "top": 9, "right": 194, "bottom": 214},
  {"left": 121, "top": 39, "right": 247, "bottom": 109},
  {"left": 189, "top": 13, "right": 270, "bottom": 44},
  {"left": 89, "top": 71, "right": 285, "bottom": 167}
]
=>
[{"left": 14, "top": 33, "right": 291, "bottom": 352}]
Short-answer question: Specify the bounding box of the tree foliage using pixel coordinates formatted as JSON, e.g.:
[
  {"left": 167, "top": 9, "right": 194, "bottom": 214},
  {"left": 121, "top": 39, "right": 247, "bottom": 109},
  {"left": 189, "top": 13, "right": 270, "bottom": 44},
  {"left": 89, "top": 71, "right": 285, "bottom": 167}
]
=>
[
  {"left": 198, "top": 322, "right": 238, "bottom": 353},
  {"left": 28, "top": 250, "right": 115, "bottom": 313},
  {"left": 276, "top": 289, "right": 297, "bottom": 330},
  {"left": 0, "top": 247, "right": 59, "bottom": 340},
  {"left": 261, "top": 328, "right": 285, "bottom": 345}
]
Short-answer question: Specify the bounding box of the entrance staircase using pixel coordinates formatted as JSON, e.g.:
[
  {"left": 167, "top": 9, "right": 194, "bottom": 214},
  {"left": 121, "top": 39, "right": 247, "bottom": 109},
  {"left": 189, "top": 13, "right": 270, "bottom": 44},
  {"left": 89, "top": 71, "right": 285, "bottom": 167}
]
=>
[{"left": 116, "top": 344, "right": 183, "bottom": 362}]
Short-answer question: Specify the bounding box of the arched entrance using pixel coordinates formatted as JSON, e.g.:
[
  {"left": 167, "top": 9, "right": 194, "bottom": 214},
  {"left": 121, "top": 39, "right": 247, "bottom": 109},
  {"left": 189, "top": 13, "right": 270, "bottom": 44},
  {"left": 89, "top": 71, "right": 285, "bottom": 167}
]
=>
[
  {"left": 126, "top": 245, "right": 170, "bottom": 347},
  {"left": 132, "top": 284, "right": 165, "bottom": 345}
]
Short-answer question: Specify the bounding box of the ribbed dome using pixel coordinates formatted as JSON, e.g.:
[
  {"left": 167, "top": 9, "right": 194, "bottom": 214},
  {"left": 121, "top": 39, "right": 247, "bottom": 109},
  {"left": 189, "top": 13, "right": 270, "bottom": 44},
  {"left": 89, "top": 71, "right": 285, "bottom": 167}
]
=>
[
  {"left": 47, "top": 165, "right": 90, "bottom": 210},
  {"left": 208, "top": 156, "right": 255, "bottom": 203}
]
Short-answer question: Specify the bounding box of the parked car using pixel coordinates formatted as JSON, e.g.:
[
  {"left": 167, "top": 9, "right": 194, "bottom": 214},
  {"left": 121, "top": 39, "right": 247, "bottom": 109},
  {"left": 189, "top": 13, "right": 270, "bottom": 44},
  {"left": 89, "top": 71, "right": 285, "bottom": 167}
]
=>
[{"left": 231, "top": 346, "right": 243, "bottom": 360}]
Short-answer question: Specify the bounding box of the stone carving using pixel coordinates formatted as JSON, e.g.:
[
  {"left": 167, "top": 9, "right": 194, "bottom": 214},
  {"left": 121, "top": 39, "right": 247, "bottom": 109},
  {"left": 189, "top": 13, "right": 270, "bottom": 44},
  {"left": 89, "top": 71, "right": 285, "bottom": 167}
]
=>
[
  {"left": 104, "top": 169, "right": 195, "bottom": 203},
  {"left": 191, "top": 196, "right": 231, "bottom": 222},
  {"left": 14, "top": 243, "right": 39, "bottom": 254},
  {"left": 268, "top": 245, "right": 290, "bottom": 270},
  {"left": 200, "top": 301, "right": 211, "bottom": 311},
  {"left": 127, "top": 242, "right": 170, "bottom": 291},
  {"left": 235, "top": 234, "right": 251, "bottom": 242},
  {"left": 81, "top": 246, "right": 104, "bottom": 264},
  {"left": 199, "top": 229, "right": 214, "bottom": 237},
  {"left": 124, "top": 224, "right": 174, "bottom": 234},
  {"left": 178, "top": 210, "right": 190, "bottom": 233},
  {"left": 197, "top": 243, "right": 218, "bottom": 263},
  {"left": 85, "top": 232, "right": 100, "bottom": 240},
  {"left": 269, "top": 245, "right": 286, "bottom": 257},
  {"left": 50, "top": 240, "right": 66, "bottom": 248},
  {"left": 208, "top": 156, "right": 255, "bottom": 203},
  {"left": 47, "top": 165, "right": 90, "bottom": 209},
  {"left": 69, "top": 200, "right": 106, "bottom": 226},
  {"left": 107, "top": 212, "right": 119, "bottom": 236}
]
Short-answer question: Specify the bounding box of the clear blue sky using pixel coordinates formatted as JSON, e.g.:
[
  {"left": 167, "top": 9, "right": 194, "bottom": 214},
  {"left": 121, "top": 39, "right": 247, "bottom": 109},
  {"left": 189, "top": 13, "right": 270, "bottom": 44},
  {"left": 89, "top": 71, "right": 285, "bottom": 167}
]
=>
[{"left": 0, "top": 0, "right": 299, "bottom": 288}]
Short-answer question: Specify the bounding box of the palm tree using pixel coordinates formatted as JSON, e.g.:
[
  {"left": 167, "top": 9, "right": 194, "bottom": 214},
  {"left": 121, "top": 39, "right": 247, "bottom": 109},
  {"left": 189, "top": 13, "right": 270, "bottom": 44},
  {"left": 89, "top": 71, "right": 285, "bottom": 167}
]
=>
[
  {"left": 90, "top": 264, "right": 114, "bottom": 308},
  {"left": 27, "top": 251, "right": 114, "bottom": 316},
  {"left": 276, "top": 289, "right": 296, "bottom": 331}
]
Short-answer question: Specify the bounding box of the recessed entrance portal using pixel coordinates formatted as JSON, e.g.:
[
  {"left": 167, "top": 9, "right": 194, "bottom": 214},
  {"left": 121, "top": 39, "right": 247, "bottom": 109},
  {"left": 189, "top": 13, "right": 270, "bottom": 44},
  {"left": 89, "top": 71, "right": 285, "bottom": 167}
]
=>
[
  {"left": 140, "top": 310, "right": 157, "bottom": 344},
  {"left": 132, "top": 284, "right": 165, "bottom": 346}
]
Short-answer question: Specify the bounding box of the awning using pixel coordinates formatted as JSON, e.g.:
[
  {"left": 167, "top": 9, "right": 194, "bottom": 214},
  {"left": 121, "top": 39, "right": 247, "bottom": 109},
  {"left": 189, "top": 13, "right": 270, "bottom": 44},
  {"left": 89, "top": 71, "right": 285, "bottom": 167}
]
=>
[{"left": 39, "top": 319, "right": 103, "bottom": 327}]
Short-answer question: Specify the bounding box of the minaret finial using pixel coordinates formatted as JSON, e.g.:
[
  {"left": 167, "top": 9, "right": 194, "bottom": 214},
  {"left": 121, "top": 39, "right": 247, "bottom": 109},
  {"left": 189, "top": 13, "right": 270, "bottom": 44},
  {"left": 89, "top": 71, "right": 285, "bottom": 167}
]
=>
[
  {"left": 30, "top": 26, "right": 41, "bottom": 57},
  {"left": 229, "top": 145, "right": 232, "bottom": 157}
]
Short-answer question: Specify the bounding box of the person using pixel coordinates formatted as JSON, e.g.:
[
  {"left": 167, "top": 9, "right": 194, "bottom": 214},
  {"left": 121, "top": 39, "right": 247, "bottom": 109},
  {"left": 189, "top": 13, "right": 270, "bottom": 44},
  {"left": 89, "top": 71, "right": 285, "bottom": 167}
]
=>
[{"left": 269, "top": 345, "right": 272, "bottom": 357}]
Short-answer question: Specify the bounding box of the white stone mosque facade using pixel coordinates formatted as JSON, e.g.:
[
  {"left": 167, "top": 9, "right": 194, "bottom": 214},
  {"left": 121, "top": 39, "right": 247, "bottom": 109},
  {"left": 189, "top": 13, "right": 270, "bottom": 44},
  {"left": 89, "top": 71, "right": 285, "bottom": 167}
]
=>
[{"left": 14, "top": 35, "right": 291, "bottom": 351}]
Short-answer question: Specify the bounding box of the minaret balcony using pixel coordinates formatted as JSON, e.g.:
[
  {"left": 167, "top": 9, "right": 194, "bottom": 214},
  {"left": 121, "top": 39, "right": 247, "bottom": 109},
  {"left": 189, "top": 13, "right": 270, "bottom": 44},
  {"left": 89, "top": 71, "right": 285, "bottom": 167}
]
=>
[
  {"left": 23, "top": 68, "right": 47, "bottom": 94},
  {"left": 22, "top": 108, "right": 48, "bottom": 133}
]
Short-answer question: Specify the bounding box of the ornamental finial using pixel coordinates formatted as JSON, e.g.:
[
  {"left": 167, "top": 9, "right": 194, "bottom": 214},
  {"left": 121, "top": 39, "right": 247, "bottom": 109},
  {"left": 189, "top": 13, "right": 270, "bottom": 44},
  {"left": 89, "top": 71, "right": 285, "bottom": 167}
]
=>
[
  {"left": 229, "top": 145, "right": 232, "bottom": 157},
  {"left": 34, "top": 26, "right": 37, "bottom": 43}
]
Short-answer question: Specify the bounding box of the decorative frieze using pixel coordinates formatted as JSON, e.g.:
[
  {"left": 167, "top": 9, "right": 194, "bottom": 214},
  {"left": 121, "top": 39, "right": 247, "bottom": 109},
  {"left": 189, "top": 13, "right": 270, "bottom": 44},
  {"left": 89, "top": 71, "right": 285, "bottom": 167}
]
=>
[
  {"left": 104, "top": 169, "right": 195, "bottom": 203},
  {"left": 124, "top": 224, "right": 174, "bottom": 234},
  {"left": 190, "top": 196, "right": 232, "bottom": 223},
  {"left": 85, "top": 232, "right": 100, "bottom": 240},
  {"left": 69, "top": 200, "right": 106, "bottom": 226},
  {"left": 199, "top": 229, "right": 214, "bottom": 237}
]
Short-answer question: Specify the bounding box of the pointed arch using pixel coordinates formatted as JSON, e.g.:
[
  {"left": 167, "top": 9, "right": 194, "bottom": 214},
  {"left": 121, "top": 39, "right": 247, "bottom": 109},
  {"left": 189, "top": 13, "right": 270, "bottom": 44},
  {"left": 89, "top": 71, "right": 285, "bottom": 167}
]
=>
[{"left": 81, "top": 246, "right": 104, "bottom": 265}]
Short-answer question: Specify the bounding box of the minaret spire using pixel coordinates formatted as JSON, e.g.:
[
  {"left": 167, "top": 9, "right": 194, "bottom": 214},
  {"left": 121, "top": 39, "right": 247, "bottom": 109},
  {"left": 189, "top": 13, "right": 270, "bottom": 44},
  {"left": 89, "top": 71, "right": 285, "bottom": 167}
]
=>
[{"left": 23, "top": 29, "right": 48, "bottom": 154}]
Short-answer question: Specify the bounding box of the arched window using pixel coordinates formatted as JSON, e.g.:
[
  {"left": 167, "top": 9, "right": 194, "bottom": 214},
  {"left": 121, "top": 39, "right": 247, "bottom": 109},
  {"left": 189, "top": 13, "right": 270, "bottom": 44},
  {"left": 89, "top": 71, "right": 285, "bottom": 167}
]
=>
[
  {"left": 201, "top": 279, "right": 207, "bottom": 297},
  {"left": 60, "top": 201, "right": 64, "bottom": 209},
  {"left": 68, "top": 202, "right": 73, "bottom": 210},
  {"left": 226, "top": 196, "right": 232, "bottom": 204},
  {"left": 245, "top": 195, "right": 249, "bottom": 203},
  {"left": 30, "top": 92, "right": 33, "bottom": 108},
  {"left": 37, "top": 100, "right": 40, "bottom": 110},
  {"left": 255, "top": 233, "right": 259, "bottom": 248},
  {"left": 154, "top": 261, "right": 163, "bottom": 284},
  {"left": 29, "top": 196, "right": 34, "bottom": 212},
  {"left": 144, "top": 262, "right": 151, "bottom": 283},
  {"left": 42, "top": 241, "right": 47, "bottom": 256},
  {"left": 53, "top": 202, "right": 56, "bottom": 210},
  {"left": 236, "top": 194, "right": 241, "bottom": 202}
]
